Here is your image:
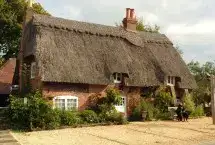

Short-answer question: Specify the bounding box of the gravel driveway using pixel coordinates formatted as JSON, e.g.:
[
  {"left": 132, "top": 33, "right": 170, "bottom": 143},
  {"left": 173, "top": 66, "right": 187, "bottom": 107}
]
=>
[{"left": 12, "top": 117, "right": 215, "bottom": 145}]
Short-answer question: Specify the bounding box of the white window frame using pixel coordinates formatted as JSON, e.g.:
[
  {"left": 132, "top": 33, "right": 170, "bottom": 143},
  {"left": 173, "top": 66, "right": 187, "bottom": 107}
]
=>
[
  {"left": 53, "top": 96, "right": 78, "bottom": 110},
  {"left": 30, "top": 62, "right": 36, "bottom": 79},
  {"left": 113, "top": 73, "right": 122, "bottom": 84},
  {"left": 167, "top": 76, "right": 175, "bottom": 86}
]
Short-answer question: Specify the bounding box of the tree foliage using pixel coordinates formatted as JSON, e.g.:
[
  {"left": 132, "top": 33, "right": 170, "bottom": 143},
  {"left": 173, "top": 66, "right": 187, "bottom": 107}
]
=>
[
  {"left": 0, "top": 0, "right": 50, "bottom": 60},
  {"left": 187, "top": 61, "right": 215, "bottom": 105},
  {"left": 115, "top": 17, "right": 160, "bottom": 33},
  {"left": 136, "top": 18, "right": 160, "bottom": 33}
]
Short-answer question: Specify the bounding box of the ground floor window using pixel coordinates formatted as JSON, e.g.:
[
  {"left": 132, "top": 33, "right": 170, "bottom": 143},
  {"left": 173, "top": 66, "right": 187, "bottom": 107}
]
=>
[{"left": 53, "top": 96, "right": 78, "bottom": 110}]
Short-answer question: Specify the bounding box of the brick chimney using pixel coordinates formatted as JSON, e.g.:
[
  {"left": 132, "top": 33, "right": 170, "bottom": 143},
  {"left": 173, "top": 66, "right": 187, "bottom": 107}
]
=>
[{"left": 122, "top": 8, "right": 137, "bottom": 31}]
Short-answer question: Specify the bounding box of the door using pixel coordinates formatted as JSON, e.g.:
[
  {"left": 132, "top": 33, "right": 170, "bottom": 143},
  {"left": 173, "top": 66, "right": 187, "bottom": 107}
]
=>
[{"left": 115, "top": 96, "right": 126, "bottom": 113}]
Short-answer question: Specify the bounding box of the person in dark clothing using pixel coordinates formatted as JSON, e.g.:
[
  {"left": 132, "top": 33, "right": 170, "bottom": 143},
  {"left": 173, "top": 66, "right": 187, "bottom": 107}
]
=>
[
  {"left": 176, "top": 104, "right": 183, "bottom": 121},
  {"left": 182, "top": 106, "right": 190, "bottom": 122}
]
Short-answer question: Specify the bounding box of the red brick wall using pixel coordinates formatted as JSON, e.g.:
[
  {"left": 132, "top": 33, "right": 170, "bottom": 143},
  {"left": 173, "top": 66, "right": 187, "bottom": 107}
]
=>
[
  {"left": 42, "top": 83, "right": 141, "bottom": 117},
  {"left": 42, "top": 83, "right": 108, "bottom": 111},
  {"left": 126, "top": 87, "right": 141, "bottom": 116}
]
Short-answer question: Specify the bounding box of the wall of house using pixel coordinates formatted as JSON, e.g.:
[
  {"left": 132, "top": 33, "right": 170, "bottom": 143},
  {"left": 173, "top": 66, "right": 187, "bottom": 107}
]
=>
[
  {"left": 126, "top": 87, "right": 141, "bottom": 116},
  {"left": 42, "top": 83, "right": 107, "bottom": 111},
  {"left": 42, "top": 82, "right": 141, "bottom": 117}
]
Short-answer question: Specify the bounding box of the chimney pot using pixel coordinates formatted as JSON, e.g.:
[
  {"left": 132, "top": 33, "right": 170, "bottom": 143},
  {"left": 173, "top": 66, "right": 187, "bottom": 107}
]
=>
[
  {"left": 130, "top": 9, "right": 134, "bottom": 19},
  {"left": 122, "top": 8, "right": 137, "bottom": 31},
  {"left": 126, "top": 8, "right": 130, "bottom": 18}
]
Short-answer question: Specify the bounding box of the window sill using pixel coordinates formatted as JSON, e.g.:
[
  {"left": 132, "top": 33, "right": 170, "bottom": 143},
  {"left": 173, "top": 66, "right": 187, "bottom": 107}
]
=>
[
  {"left": 114, "top": 81, "right": 122, "bottom": 84},
  {"left": 167, "top": 83, "right": 175, "bottom": 86}
]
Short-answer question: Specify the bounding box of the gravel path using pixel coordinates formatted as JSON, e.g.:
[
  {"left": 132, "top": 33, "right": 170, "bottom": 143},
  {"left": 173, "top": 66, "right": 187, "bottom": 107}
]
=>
[{"left": 12, "top": 117, "right": 215, "bottom": 145}]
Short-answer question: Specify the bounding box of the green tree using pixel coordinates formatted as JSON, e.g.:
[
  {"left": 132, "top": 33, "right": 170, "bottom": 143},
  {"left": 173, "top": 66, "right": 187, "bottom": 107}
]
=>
[
  {"left": 136, "top": 18, "right": 160, "bottom": 33},
  {"left": 0, "top": 0, "right": 50, "bottom": 60},
  {"left": 116, "top": 17, "right": 160, "bottom": 33},
  {"left": 187, "top": 61, "right": 215, "bottom": 106}
]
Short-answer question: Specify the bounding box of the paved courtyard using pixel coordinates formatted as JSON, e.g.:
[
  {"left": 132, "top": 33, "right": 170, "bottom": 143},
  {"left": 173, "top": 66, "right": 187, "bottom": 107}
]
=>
[
  {"left": 12, "top": 117, "right": 215, "bottom": 145},
  {"left": 0, "top": 130, "right": 19, "bottom": 145}
]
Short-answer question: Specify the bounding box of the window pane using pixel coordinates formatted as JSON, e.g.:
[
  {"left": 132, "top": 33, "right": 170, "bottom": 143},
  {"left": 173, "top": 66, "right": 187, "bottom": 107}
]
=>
[
  {"left": 31, "top": 62, "right": 36, "bottom": 78},
  {"left": 55, "top": 99, "right": 65, "bottom": 110},
  {"left": 113, "top": 73, "right": 117, "bottom": 80},
  {"left": 171, "top": 77, "right": 174, "bottom": 84},
  {"left": 168, "top": 76, "right": 171, "bottom": 83},
  {"left": 67, "top": 99, "right": 77, "bottom": 109}
]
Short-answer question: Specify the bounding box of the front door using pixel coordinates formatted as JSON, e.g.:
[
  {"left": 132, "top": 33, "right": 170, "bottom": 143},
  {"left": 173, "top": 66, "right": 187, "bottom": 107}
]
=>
[{"left": 115, "top": 96, "right": 126, "bottom": 113}]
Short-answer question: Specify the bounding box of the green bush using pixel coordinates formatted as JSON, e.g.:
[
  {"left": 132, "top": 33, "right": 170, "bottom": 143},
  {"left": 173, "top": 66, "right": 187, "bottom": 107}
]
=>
[
  {"left": 191, "top": 105, "right": 204, "bottom": 117},
  {"left": 104, "top": 88, "right": 121, "bottom": 105},
  {"left": 8, "top": 88, "right": 128, "bottom": 131},
  {"left": 130, "top": 100, "right": 155, "bottom": 121},
  {"left": 7, "top": 96, "right": 30, "bottom": 130},
  {"left": 183, "top": 94, "right": 195, "bottom": 113},
  {"left": 155, "top": 112, "right": 171, "bottom": 120},
  {"left": 141, "top": 100, "right": 154, "bottom": 121},
  {"left": 131, "top": 105, "right": 142, "bottom": 121},
  {"left": 44, "top": 109, "right": 61, "bottom": 130},
  {"left": 107, "top": 112, "right": 128, "bottom": 125},
  {"left": 154, "top": 87, "right": 173, "bottom": 113},
  {"left": 79, "top": 110, "right": 99, "bottom": 123},
  {"left": 99, "top": 109, "right": 127, "bottom": 124},
  {"left": 8, "top": 91, "right": 61, "bottom": 130},
  {"left": 60, "top": 110, "right": 81, "bottom": 126}
]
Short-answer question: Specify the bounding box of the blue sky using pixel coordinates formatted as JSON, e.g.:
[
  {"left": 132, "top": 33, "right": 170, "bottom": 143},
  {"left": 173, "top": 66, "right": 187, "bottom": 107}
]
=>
[{"left": 35, "top": 0, "right": 215, "bottom": 64}]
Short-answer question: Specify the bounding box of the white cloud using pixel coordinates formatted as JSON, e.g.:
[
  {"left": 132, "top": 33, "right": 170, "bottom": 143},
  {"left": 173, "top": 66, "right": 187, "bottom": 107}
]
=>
[
  {"left": 62, "top": 6, "right": 82, "bottom": 19},
  {"left": 166, "top": 20, "right": 215, "bottom": 35},
  {"left": 161, "top": 0, "right": 168, "bottom": 8},
  {"left": 138, "top": 12, "right": 159, "bottom": 25}
]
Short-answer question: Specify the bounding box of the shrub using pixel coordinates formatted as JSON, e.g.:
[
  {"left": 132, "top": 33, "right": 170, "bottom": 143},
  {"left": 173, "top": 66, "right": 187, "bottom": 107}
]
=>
[
  {"left": 154, "top": 86, "right": 173, "bottom": 113},
  {"left": 99, "top": 109, "right": 127, "bottom": 124},
  {"left": 131, "top": 100, "right": 155, "bottom": 121},
  {"left": 141, "top": 100, "right": 154, "bottom": 121},
  {"left": 183, "top": 94, "right": 195, "bottom": 113},
  {"left": 79, "top": 110, "right": 99, "bottom": 123},
  {"left": 7, "top": 96, "right": 30, "bottom": 130},
  {"left": 156, "top": 112, "right": 171, "bottom": 120},
  {"left": 8, "top": 91, "right": 61, "bottom": 130},
  {"left": 108, "top": 112, "right": 128, "bottom": 125},
  {"left": 131, "top": 105, "right": 142, "bottom": 121},
  {"left": 104, "top": 88, "right": 121, "bottom": 105},
  {"left": 44, "top": 109, "right": 61, "bottom": 130},
  {"left": 191, "top": 105, "right": 204, "bottom": 117},
  {"left": 60, "top": 110, "right": 81, "bottom": 126}
]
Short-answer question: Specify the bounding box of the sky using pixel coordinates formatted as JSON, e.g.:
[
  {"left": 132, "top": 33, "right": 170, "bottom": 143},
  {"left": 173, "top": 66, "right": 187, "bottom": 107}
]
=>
[{"left": 35, "top": 0, "right": 215, "bottom": 64}]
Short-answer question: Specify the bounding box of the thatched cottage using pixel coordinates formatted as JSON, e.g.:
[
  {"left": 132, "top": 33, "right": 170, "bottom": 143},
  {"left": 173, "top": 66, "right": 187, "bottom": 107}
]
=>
[{"left": 18, "top": 6, "right": 197, "bottom": 117}]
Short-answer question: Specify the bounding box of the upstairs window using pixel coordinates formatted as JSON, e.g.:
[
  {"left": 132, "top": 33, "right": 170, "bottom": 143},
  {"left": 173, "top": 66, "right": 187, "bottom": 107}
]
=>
[
  {"left": 30, "top": 62, "right": 36, "bottom": 79},
  {"left": 113, "top": 73, "right": 122, "bottom": 83},
  {"left": 167, "top": 76, "right": 175, "bottom": 86}
]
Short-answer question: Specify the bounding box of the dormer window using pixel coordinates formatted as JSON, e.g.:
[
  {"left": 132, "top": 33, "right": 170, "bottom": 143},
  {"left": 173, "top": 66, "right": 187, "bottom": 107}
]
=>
[
  {"left": 113, "top": 73, "right": 122, "bottom": 83},
  {"left": 167, "top": 76, "right": 175, "bottom": 86}
]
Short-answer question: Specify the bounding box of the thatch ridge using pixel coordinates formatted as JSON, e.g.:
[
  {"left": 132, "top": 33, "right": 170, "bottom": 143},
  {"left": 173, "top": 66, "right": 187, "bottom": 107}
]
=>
[{"left": 32, "top": 14, "right": 172, "bottom": 47}]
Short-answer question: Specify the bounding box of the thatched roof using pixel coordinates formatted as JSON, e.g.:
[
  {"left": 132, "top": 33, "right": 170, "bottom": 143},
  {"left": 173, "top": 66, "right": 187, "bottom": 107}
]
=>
[{"left": 23, "top": 14, "right": 196, "bottom": 89}]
